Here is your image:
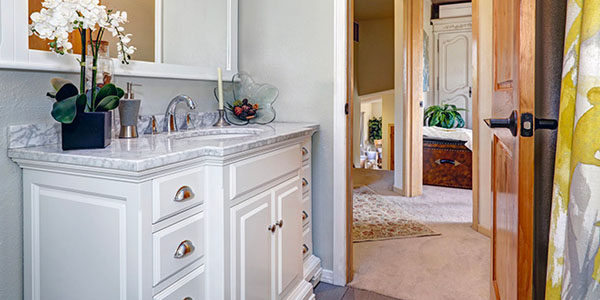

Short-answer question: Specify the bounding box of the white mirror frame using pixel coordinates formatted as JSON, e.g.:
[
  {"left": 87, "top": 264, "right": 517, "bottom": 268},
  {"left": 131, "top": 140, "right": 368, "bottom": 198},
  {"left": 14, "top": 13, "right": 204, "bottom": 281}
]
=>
[{"left": 0, "top": 0, "right": 238, "bottom": 80}]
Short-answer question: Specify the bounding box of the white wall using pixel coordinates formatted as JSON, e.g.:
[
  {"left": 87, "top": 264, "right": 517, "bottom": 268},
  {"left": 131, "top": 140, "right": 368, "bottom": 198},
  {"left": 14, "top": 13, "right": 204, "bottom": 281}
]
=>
[
  {"left": 0, "top": 70, "right": 219, "bottom": 300},
  {"left": 477, "top": 0, "right": 493, "bottom": 231},
  {"left": 238, "top": 0, "right": 335, "bottom": 271}
]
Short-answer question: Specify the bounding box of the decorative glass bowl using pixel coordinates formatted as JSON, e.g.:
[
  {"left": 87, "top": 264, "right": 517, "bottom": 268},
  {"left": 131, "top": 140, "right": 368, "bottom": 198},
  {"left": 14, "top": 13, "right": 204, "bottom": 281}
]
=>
[{"left": 214, "top": 72, "right": 279, "bottom": 125}]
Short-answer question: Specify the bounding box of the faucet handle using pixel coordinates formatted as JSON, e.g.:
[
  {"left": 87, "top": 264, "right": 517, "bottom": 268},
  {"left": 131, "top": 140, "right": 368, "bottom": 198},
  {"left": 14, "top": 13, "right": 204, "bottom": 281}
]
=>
[
  {"left": 144, "top": 115, "right": 159, "bottom": 135},
  {"left": 181, "top": 112, "right": 195, "bottom": 131}
]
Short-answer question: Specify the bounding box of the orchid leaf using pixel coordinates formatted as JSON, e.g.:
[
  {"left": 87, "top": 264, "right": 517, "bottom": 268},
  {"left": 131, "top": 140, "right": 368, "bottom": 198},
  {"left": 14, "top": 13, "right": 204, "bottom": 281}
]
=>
[
  {"left": 55, "top": 83, "right": 79, "bottom": 102},
  {"left": 95, "top": 95, "right": 120, "bottom": 112},
  {"left": 51, "top": 94, "right": 86, "bottom": 124},
  {"left": 50, "top": 78, "right": 73, "bottom": 92},
  {"left": 94, "top": 84, "right": 118, "bottom": 108}
]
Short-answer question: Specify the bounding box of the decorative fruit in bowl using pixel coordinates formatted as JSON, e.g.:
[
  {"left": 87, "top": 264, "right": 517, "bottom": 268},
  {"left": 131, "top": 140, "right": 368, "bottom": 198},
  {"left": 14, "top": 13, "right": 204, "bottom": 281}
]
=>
[{"left": 231, "top": 99, "right": 260, "bottom": 120}]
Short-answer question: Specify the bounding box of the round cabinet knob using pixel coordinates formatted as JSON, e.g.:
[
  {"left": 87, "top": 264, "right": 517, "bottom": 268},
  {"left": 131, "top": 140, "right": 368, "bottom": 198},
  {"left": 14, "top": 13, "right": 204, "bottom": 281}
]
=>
[
  {"left": 302, "top": 244, "right": 309, "bottom": 255},
  {"left": 268, "top": 224, "right": 276, "bottom": 233},
  {"left": 174, "top": 186, "right": 195, "bottom": 202},
  {"left": 302, "top": 147, "right": 309, "bottom": 156},
  {"left": 183, "top": 298, "right": 193, "bottom": 300},
  {"left": 174, "top": 240, "right": 195, "bottom": 259},
  {"left": 276, "top": 220, "right": 283, "bottom": 228}
]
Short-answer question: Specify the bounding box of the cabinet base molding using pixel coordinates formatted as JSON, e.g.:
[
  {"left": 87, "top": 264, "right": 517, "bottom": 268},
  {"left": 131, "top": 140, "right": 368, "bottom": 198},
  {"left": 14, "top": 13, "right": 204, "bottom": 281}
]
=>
[
  {"left": 284, "top": 280, "right": 314, "bottom": 300},
  {"left": 303, "top": 254, "right": 322, "bottom": 286}
]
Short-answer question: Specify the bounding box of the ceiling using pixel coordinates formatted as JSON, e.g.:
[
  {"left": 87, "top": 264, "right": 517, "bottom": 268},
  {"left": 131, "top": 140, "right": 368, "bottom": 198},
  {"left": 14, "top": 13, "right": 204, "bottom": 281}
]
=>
[
  {"left": 354, "top": 0, "right": 470, "bottom": 21},
  {"left": 354, "top": 0, "right": 394, "bottom": 21}
]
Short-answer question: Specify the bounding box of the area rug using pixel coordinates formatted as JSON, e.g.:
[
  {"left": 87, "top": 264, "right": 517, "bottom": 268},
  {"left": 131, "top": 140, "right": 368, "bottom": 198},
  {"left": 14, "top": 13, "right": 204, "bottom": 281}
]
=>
[{"left": 353, "top": 185, "right": 439, "bottom": 242}]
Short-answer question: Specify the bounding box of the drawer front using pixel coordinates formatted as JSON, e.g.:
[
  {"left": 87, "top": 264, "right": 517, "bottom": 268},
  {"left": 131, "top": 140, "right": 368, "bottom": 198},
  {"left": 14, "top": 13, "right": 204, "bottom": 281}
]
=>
[
  {"left": 229, "top": 145, "right": 301, "bottom": 200},
  {"left": 301, "top": 164, "right": 311, "bottom": 195},
  {"left": 301, "top": 139, "right": 311, "bottom": 162},
  {"left": 302, "top": 194, "right": 311, "bottom": 228},
  {"left": 153, "top": 213, "right": 205, "bottom": 286},
  {"left": 153, "top": 168, "right": 204, "bottom": 223},
  {"left": 302, "top": 227, "right": 312, "bottom": 260},
  {"left": 154, "top": 266, "right": 205, "bottom": 300}
]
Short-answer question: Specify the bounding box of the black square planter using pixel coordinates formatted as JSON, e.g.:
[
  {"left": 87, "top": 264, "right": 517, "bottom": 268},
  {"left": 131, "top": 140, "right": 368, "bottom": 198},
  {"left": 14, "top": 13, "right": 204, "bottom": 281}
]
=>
[{"left": 61, "top": 111, "right": 112, "bottom": 150}]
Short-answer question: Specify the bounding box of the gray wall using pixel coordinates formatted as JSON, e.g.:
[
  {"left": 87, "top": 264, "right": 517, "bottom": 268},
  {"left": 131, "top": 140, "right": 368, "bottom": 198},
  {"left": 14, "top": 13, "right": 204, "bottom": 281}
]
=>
[
  {"left": 0, "top": 70, "right": 219, "bottom": 299},
  {"left": 534, "top": 0, "right": 566, "bottom": 299},
  {"left": 239, "top": 0, "right": 335, "bottom": 271}
]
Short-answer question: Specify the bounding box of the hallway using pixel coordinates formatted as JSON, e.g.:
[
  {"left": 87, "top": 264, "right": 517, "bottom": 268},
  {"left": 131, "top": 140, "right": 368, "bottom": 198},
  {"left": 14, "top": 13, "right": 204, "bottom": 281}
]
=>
[{"left": 350, "top": 169, "right": 490, "bottom": 300}]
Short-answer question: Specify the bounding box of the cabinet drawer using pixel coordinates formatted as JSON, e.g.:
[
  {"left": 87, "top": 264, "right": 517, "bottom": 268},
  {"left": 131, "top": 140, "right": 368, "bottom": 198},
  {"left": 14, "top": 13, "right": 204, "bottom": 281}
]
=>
[
  {"left": 154, "top": 266, "right": 205, "bottom": 300},
  {"left": 302, "top": 227, "right": 312, "bottom": 260},
  {"left": 301, "top": 164, "right": 311, "bottom": 195},
  {"left": 302, "top": 194, "right": 311, "bottom": 228},
  {"left": 153, "top": 168, "right": 204, "bottom": 223},
  {"left": 301, "top": 139, "right": 311, "bottom": 162},
  {"left": 229, "top": 145, "right": 301, "bottom": 199},
  {"left": 153, "top": 213, "right": 205, "bottom": 286}
]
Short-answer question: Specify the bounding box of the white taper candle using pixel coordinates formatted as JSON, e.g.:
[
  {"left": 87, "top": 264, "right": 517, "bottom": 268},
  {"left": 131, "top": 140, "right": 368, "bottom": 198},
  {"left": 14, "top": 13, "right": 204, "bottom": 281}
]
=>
[{"left": 217, "top": 68, "right": 224, "bottom": 110}]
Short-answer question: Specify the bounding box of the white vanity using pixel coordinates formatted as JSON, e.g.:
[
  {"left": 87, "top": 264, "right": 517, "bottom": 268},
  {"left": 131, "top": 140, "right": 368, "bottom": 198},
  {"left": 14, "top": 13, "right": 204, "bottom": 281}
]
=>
[{"left": 9, "top": 123, "right": 321, "bottom": 300}]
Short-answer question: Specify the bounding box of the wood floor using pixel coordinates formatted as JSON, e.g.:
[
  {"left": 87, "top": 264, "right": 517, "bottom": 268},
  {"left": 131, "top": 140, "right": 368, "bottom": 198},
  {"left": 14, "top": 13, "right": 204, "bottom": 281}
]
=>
[{"left": 314, "top": 283, "right": 399, "bottom": 300}]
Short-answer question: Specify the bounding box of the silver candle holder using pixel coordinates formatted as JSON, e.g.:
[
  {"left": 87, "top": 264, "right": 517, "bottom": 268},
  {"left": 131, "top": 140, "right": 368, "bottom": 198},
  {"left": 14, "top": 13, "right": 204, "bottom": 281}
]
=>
[{"left": 213, "top": 109, "right": 231, "bottom": 127}]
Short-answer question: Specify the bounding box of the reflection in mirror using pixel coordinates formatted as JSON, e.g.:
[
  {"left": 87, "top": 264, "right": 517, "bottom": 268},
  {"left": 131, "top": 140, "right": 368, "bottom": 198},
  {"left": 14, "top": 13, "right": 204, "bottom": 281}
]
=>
[
  {"left": 162, "top": 0, "right": 227, "bottom": 67},
  {"left": 28, "top": 0, "right": 155, "bottom": 62}
]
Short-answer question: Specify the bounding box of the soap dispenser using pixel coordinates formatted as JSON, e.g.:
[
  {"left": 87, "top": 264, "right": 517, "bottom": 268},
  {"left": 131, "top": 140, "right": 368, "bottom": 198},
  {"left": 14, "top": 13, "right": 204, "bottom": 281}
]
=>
[{"left": 119, "top": 82, "right": 142, "bottom": 139}]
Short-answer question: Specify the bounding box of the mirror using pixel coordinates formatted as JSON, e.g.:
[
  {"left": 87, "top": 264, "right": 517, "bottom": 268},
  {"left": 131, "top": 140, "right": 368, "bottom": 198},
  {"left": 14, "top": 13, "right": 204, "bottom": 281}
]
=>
[{"left": 25, "top": 0, "right": 235, "bottom": 78}]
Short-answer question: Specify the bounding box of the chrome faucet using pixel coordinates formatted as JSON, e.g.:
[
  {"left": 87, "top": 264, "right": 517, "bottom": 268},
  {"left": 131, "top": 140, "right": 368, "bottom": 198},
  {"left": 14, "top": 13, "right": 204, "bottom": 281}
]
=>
[{"left": 163, "top": 95, "right": 197, "bottom": 133}]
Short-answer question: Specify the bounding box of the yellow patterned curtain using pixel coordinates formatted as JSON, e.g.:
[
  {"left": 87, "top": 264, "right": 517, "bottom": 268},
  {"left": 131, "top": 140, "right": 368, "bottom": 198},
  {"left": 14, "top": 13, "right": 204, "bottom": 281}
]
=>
[{"left": 546, "top": 0, "right": 600, "bottom": 298}]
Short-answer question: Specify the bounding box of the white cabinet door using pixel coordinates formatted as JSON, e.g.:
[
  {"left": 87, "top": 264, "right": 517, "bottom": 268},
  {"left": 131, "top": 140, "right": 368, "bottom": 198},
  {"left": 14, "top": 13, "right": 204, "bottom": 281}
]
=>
[
  {"left": 274, "top": 179, "right": 303, "bottom": 299},
  {"left": 435, "top": 30, "right": 473, "bottom": 128},
  {"left": 231, "top": 191, "right": 274, "bottom": 300}
]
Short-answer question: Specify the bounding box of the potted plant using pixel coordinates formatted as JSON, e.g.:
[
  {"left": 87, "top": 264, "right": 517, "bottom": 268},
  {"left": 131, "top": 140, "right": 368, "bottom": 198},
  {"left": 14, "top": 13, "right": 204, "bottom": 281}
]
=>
[
  {"left": 29, "top": 0, "right": 135, "bottom": 150},
  {"left": 424, "top": 104, "right": 467, "bottom": 128},
  {"left": 368, "top": 117, "right": 382, "bottom": 142}
]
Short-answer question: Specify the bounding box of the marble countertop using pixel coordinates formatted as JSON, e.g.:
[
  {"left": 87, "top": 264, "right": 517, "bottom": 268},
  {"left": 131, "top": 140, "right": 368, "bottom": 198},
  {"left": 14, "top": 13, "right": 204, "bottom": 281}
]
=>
[{"left": 8, "top": 122, "right": 318, "bottom": 172}]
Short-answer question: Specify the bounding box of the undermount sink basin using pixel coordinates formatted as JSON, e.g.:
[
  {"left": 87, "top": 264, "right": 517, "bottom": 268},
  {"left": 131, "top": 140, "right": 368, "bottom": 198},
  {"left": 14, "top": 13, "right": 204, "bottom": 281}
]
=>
[{"left": 170, "top": 127, "right": 263, "bottom": 141}]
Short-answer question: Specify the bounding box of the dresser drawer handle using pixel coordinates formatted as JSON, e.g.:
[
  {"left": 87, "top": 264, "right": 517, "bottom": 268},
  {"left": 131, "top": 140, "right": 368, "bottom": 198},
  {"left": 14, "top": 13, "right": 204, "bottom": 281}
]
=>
[
  {"left": 174, "top": 186, "right": 195, "bottom": 202},
  {"left": 174, "top": 240, "right": 195, "bottom": 259},
  {"left": 302, "top": 178, "right": 309, "bottom": 187},
  {"left": 302, "top": 244, "right": 309, "bottom": 255},
  {"left": 434, "top": 159, "right": 462, "bottom": 166},
  {"left": 302, "top": 147, "right": 309, "bottom": 156},
  {"left": 302, "top": 211, "right": 309, "bottom": 221}
]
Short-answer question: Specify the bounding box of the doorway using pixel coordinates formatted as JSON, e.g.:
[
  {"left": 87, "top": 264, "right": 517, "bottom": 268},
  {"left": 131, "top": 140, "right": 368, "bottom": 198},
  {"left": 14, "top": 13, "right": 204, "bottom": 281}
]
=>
[{"left": 345, "top": 0, "right": 491, "bottom": 299}]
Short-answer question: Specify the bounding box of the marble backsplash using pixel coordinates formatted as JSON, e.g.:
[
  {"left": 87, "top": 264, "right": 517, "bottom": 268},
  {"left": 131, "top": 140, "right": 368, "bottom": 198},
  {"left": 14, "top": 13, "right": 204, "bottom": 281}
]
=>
[{"left": 8, "top": 111, "right": 219, "bottom": 149}]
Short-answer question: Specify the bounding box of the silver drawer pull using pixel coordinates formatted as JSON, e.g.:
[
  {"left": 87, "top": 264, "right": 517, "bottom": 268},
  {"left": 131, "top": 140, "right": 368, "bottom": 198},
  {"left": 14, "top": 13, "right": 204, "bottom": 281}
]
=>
[
  {"left": 174, "top": 186, "right": 195, "bottom": 202},
  {"left": 302, "top": 147, "right": 309, "bottom": 156},
  {"left": 302, "top": 244, "right": 309, "bottom": 255},
  {"left": 302, "top": 178, "right": 309, "bottom": 187},
  {"left": 174, "top": 240, "right": 195, "bottom": 259},
  {"left": 302, "top": 211, "right": 309, "bottom": 221}
]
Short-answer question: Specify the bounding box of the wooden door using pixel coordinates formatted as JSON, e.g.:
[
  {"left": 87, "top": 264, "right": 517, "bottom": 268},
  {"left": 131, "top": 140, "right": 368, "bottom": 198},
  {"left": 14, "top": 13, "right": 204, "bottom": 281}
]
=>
[
  {"left": 274, "top": 179, "right": 303, "bottom": 299},
  {"left": 489, "top": 0, "right": 535, "bottom": 299},
  {"left": 435, "top": 27, "right": 473, "bottom": 128},
  {"left": 230, "top": 191, "right": 274, "bottom": 300}
]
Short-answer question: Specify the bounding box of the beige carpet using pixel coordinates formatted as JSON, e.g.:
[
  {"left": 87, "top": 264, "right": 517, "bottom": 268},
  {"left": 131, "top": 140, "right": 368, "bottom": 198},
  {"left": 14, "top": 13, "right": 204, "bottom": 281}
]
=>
[
  {"left": 353, "top": 186, "right": 439, "bottom": 242},
  {"left": 350, "top": 169, "right": 490, "bottom": 300}
]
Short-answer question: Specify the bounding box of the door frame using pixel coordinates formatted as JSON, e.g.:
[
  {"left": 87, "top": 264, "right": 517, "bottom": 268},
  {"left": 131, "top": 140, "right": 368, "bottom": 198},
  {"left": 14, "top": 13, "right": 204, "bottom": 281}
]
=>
[{"left": 332, "top": 0, "right": 482, "bottom": 284}]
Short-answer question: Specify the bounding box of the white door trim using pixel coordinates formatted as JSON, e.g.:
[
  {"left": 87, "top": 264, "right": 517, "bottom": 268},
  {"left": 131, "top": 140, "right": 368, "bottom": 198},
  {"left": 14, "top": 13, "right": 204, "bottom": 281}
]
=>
[{"left": 332, "top": 0, "right": 348, "bottom": 287}]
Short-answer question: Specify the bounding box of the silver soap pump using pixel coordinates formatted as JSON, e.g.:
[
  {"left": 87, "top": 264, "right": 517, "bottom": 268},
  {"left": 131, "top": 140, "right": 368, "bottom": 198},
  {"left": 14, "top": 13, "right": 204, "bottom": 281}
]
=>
[{"left": 119, "top": 82, "right": 142, "bottom": 139}]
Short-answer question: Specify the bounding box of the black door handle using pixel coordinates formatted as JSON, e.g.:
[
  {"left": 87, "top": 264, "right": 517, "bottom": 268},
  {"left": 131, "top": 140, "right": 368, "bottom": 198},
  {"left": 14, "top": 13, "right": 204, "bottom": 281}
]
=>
[
  {"left": 535, "top": 118, "right": 558, "bottom": 130},
  {"left": 484, "top": 110, "right": 518, "bottom": 137}
]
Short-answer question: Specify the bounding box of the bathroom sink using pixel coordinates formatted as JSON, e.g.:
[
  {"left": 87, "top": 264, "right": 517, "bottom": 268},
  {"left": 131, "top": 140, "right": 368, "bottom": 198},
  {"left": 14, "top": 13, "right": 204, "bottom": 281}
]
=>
[{"left": 170, "top": 127, "right": 262, "bottom": 141}]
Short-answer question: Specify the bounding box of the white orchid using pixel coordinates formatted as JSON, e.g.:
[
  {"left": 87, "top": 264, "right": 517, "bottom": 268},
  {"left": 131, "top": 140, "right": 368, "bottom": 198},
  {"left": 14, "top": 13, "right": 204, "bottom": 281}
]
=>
[{"left": 29, "top": 0, "right": 135, "bottom": 63}]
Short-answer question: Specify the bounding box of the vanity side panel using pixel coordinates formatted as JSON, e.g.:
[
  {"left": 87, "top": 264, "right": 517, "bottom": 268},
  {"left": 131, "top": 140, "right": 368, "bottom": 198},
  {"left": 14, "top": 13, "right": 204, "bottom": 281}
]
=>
[{"left": 22, "top": 169, "right": 150, "bottom": 300}]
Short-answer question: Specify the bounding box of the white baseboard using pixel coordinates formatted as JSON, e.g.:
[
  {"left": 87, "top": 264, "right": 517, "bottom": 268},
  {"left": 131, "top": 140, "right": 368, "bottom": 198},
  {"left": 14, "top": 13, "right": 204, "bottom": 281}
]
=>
[
  {"left": 321, "top": 269, "right": 334, "bottom": 284},
  {"left": 392, "top": 185, "right": 404, "bottom": 195}
]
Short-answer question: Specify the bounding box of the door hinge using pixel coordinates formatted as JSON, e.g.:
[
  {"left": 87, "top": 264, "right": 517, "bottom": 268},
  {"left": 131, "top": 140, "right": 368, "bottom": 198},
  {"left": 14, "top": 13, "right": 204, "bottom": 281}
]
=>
[{"left": 345, "top": 103, "right": 349, "bottom": 115}]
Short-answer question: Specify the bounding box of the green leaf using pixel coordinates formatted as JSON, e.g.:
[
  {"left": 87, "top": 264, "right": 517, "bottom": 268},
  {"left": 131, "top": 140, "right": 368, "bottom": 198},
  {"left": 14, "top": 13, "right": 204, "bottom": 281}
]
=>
[
  {"left": 94, "top": 84, "right": 119, "bottom": 108},
  {"left": 95, "top": 95, "right": 120, "bottom": 112},
  {"left": 55, "top": 83, "right": 79, "bottom": 102},
  {"left": 116, "top": 87, "right": 125, "bottom": 99},
  {"left": 51, "top": 94, "right": 84, "bottom": 124}
]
